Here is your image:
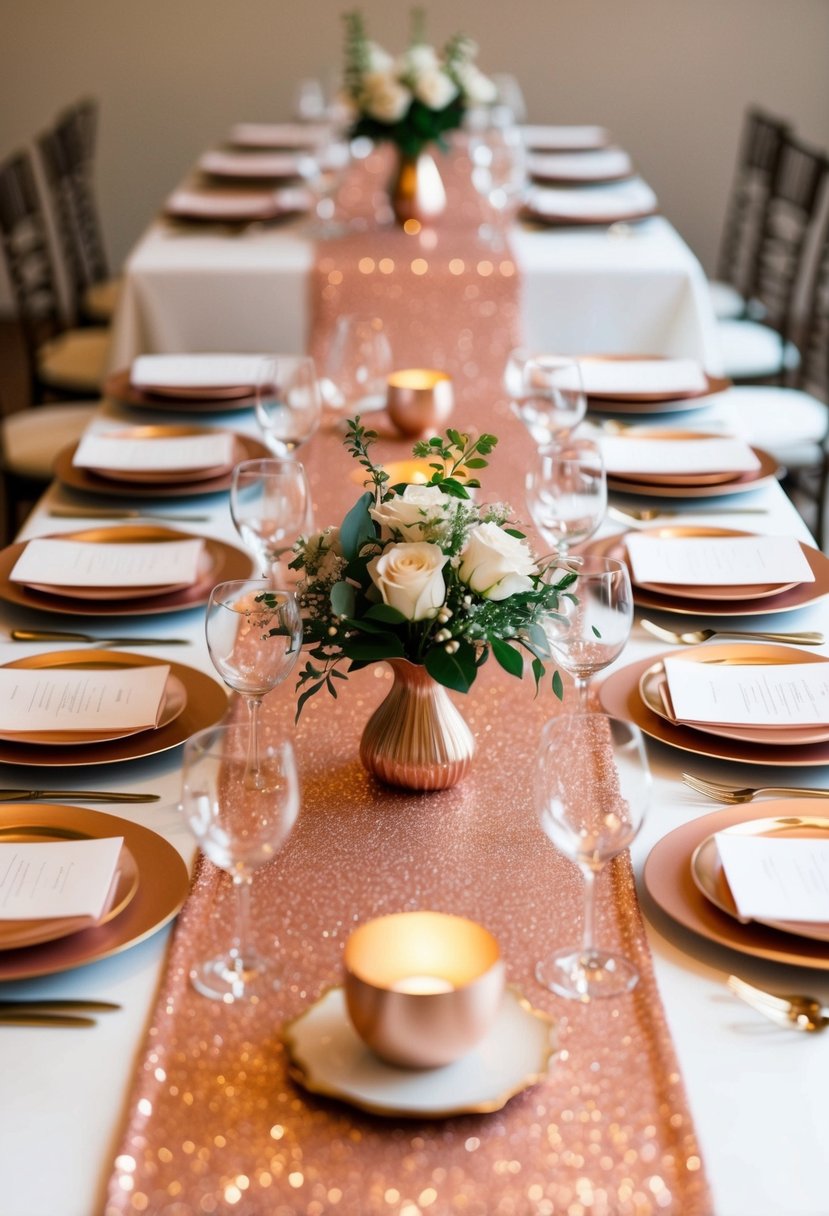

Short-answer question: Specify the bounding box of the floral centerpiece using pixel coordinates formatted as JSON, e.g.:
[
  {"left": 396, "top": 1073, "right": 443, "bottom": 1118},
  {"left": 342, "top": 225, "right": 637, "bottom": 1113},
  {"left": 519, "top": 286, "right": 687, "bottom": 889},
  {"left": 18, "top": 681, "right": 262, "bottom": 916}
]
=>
[{"left": 285, "top": 419, "right": 571, "bottom": 791}]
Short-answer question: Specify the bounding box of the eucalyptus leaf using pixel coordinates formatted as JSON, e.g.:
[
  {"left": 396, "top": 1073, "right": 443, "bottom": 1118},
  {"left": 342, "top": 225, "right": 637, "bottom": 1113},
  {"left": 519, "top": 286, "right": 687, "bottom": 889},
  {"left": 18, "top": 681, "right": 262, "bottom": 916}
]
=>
[{"left": 340, "top": 491, "right": 375, "bottom": 561}]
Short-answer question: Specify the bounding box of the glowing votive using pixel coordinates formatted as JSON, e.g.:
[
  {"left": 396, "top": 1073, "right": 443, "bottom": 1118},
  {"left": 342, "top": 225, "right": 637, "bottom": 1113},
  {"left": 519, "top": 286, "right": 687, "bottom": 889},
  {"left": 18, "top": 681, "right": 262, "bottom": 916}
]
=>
[{"left": 390, "top": 974, "right": 455, "bottom": 995}]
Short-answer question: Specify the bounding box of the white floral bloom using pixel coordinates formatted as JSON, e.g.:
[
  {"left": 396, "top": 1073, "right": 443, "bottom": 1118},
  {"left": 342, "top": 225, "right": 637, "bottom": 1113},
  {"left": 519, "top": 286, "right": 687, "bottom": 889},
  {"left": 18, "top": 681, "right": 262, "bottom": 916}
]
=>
[
  {"left": 370, "top": 484, "right": 453, "bottom": 542},
  {"left": 455, "top": 62, "right": 498, "bottom": 105},
  {"left": 368, "top": 542, "right": 448, "bottom": 620},
  {"left": 402, "top": 44, "right": 440, "bottom": 75},
  {"left": 365, "top": 42, "right": 395, "bottom": 73},
  {"left": 360, "top": 71, "right": 412, "bottom": 123},
  {"left": 413, "top": 68, "right": 459, "bottom": 111},
  {"left": 458, "top": 521, "right": 537, "bottom": 600}
]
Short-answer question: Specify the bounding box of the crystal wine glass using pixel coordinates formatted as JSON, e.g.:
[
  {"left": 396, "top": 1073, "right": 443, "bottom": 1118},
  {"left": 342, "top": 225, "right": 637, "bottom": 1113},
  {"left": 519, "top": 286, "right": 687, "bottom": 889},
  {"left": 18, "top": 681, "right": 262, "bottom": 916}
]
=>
[
  {"left": 230, "top": 457, "right": 311, "bottom": 581},
  {"left": 181, "top": 721, "right": 300, "bottom": 1002},
  {"left": 543, "top": 555, "right": 633, "bottom": 708},
  {"left": 320, "top": 314, "right": 393, "bottom": 419},
  {"left": 525, "top": 437, "right": 607, "bottom": 556},
  {"left": 254, "top": 355, "right": 322, "bottom": 458},
  {"left": 297, "top": 139, "right": 352, "bottom": 237},
  {"left": 535, "top": 712, "right": 651, "bottom": 1000},
  {"left": 469, "top": 124, "right": 527, "bottom": 249},
  {"left": 205, "top": 578, "right": 302, "bottom": 785},
  {"left": 506, "top": 351, "right": 587, "bottom": 445}
]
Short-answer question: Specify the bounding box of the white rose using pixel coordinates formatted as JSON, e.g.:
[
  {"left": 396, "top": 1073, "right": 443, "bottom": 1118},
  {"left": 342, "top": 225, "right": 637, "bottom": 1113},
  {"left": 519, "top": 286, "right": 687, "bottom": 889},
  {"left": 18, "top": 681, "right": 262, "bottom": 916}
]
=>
[
  {"left": 458, "top": 522, "right": 537, "bottom": 601},
  {"left": 368, "top": 542, "right": 447, "bottom": 621},
  {"left": 414, "top": 68, "right": 459, "bottom": 111},
  {"left": 401, "top": 44, "right": 439, "bottom": 75},
  {"left": 365, "top": 42, "right": 395, "bottom": 73},
  {"left": 370, "top": 484, "right": 452, "bottom": 541},
  {"left": 455, "top": 63, "right": 498, "bottom": 106},
  {"left": 360, "top": 72, "right": 412, "bottom": 123}
]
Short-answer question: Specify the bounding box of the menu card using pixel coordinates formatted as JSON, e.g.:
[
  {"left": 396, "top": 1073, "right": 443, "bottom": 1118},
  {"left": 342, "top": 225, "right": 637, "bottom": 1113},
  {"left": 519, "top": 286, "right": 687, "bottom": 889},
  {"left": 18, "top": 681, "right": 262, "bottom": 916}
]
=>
[
  {"left": 0, "top": 837, "right": 124, "bottom": 921},
  {"left": 663, "top": 657, "right": 829, "bottom": 727},
  {"left": 600, "top": 436, "right": 760, "bottom": 475},
  {"left": 578, "top": 358, "right": 707, "bottom": 397},
  {"left": 0, "top": 664, "right": 171, "bottom": 734},
  {"left": 73, "top": 431, "right": 236, "bottom": 473},
  {"left": 716, "top": 832, "right": 829, "bottom": 922},
  {"left": 625, "top": 534, "right": 815, "bottom": 587},
  {"left": 131, "top": 354, "right": 265, "bottom": 391},
  {"left": 11, "top": 538, "right": 204, "bottom": 590}
]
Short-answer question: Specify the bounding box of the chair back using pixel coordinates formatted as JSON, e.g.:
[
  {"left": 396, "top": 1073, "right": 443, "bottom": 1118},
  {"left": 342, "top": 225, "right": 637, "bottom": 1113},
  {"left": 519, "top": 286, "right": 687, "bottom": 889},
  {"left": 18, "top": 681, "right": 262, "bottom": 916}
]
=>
[
  {"left": 53, "top": 97, "right": 110, "bottom": 286},
  {"left": 38, "top": 125, "right": 88, "bottom": 318}
]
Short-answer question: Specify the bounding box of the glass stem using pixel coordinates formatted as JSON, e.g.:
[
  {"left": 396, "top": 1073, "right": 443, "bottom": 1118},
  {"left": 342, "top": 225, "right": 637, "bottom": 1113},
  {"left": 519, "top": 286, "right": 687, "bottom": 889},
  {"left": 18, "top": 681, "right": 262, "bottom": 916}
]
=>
[
  {"left": 580, "top": 865, "right": 598, "bottom": 962},
  {"left": 230, "top": 873, "right": 253, "bottom": 975},
  {"left": 575, "top": 675, "right": 591, "bottom": 708},
  {"left": 244, "top": 694, "right": 264, "bottom": 789}
]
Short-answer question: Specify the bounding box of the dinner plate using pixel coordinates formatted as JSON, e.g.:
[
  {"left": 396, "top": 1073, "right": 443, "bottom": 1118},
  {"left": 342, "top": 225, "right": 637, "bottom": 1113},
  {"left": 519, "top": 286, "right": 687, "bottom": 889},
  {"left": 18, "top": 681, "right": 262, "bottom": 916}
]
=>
[
  {"left": 600, "top": 650, "right": 829, "bottom": 766},
  {"left": 199, "top": 149, "right": 304, "bottom": 180},
  {"left": 608, "top": 446, "right": 778, "bottom": 496},
  {"left": 0, "top": 650, "right": 227, "bottom": 767},
  {"left": 643, "top": 801, "right": 829, "bottom": 968},
  {"left": 520, "top": 124, "right": 610, "bottom": 152},
  {"left": 638, "top": 645, "right": 829, "bottom": 746},
  {"left": 0, "top": 526, "right": 253, "bottom": 617},
  {"left": 228, "top": 122, "right": 330, "bottom": 149},
  {"left": 54, "top": 430, "right": 270, "bottom": 499},
  {"left": 0, "top": 833, "right": 139, "bottom": 951},
  {"left": 691, "top": 816, "right": 829, "bottom": 942},
  {"left": 104, "top": 370, "right": 258, "bottom": 413},
  {"left": 528, "top": 148, "right": 634, "bottom": 185},
  {"left": 603, "top": 430, "right": 762, "bottom": 488},
  {"left": 577, "top": 356, "right": 710, "bottom": 402},
  {"left": 584, "top": 528, "right": 829, "bottom": 617},
  {"left": 283, "top": 985, "right": 556, "bottom": 1119},
  {"left": 0, "top": 805, "right": 189, "bottom": 981},
  {"left": 164, "top": 186, "right": 310, "bottom": 224}
]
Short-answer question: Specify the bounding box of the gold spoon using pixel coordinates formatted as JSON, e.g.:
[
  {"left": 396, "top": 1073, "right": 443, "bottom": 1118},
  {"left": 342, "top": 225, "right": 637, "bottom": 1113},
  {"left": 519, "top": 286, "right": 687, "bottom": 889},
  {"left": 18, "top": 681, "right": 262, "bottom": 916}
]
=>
[{"left": 641, "top": 619, "right": 824, "bottom": 646}]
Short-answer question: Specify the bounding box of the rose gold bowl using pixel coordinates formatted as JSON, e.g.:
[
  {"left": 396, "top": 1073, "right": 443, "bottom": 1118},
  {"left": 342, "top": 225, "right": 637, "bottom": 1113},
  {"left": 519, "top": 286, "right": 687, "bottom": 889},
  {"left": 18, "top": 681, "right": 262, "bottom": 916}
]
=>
[
  {"left": 386, "top": 369, "right": 454, "bottom": 437},
  {"left": 343, "top": 911, "right": 505, "bottom": 1068}
]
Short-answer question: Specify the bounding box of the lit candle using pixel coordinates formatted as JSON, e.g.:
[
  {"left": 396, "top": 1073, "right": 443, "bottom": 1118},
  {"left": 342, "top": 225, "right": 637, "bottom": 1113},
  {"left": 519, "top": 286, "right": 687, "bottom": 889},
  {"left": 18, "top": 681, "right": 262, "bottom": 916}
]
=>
[
  {"left": 390, "top": 974, "right": 455, "bottom": 995},
  {"left": 386, "top": 367, "right": 454, "bottom": 437}
]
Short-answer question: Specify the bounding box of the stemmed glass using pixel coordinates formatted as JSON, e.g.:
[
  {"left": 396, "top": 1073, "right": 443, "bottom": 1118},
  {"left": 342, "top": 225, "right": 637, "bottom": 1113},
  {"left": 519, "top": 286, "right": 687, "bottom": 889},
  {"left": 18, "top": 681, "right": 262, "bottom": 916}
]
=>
[
  {"left": 525, "top": 437, "right": 607, "bottom": 556},
  {"left": 293, "top": 77, "right": 327, "bottom": 122},
  {"left": 469, "top": 124, "right": 527, "bottom": 249},
  {"left": 320, "top": 314, "right": 393, "bottom": 419},
  {"left": 535, "top": 713, "right": 651, "bottom": 1000},
  {"left": 205, "top": 578, "right": 302, "bottom": 785},
  {"left": 254, "top": 355, "right": 322, "bottom": 458},
  {"left": 506, "top": 351, "right": 587, "bottom": 445},
  {"left": 543, "top": 555, "right": 633, "bottom": 708},
  {"left": 181, "top": 721, "right": 300, "bottom": 1002},
  {"left": 230, "top": 457, "right": 311, "bottom": 580},
  {"left": 297, "top": 139, "right": 352, "bottom": 236}
]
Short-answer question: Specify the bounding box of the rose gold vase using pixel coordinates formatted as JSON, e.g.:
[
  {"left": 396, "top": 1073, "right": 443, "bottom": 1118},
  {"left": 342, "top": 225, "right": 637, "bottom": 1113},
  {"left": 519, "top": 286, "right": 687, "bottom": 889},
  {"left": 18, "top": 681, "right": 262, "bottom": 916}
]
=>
[
  {"left": 360, "top": 660, "right": 475, "bottom": 792},
  {"left": 390, "top": 149, "right": 447, "bottom": 226}
]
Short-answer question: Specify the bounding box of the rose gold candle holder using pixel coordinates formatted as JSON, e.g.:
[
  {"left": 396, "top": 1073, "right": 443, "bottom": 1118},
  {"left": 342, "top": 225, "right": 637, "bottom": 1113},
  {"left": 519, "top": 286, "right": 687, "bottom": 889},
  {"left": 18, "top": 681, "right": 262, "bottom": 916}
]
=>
[
  {"left": 343, "top": 911, "right": 505, "bottom": 1068},
  {"left": 386, "top": 369, "right": 454, "bottom": 437}
]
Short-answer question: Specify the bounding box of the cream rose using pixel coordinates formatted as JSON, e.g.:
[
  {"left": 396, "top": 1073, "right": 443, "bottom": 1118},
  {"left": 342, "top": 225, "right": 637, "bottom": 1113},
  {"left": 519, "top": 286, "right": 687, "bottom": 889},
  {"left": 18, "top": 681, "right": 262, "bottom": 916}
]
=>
[
  {"left": 360, "top": 72, "right": 412, "bottom": 123},
  {"left": 458, "top": 522, "right": 536, "bottom": 600},
  {"left": 413, "top": 68, "right": 459, "bottom": 111},
  {"left": 370, "top": 484, "right": 452, "bottom": 542},
  {"left": 368, "top": 542, "right": 447, "bottom": 620},
  {"left": 455, "top": 62, "right": 498, "bottom": 105}
]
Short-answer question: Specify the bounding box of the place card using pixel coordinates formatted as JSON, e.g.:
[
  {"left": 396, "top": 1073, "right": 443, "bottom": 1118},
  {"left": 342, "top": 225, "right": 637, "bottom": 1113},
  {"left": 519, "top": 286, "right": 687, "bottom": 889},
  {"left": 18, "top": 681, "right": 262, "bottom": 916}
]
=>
[
  {"left": 663, "top": 657, "right": 829, "bottom": 728},
  {"left": 73, "top": 431, "right": 236, "bottom": 473},
  {"left": 578, "top": 358, "right": 707, "bottom": 397},
  {"left": 11, "top": 538, "right": 204, "bottom": 590},
  {"left": 131, "top": 354, "right": 265, "bottom": 391},
  {"left": 715, "top": 833, "right": 829, "bottom": 923},
  {"left": 600, "top": 436, "right": 760, "bottom": 475},
  {"left": 0, "top": 836, "right": 124, "bottom": 921},
  {"left": 625, "top": 534, "right": 815, "bottom": 587},
  {"left": 0, "top": 664, "right": 170, "bottom": 734}
]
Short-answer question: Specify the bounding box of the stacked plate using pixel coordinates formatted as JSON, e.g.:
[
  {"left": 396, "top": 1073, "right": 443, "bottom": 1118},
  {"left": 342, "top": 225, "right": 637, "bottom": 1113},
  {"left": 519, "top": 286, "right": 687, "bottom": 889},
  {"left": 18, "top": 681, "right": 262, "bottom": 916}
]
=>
[
  {"left": 519, "top": 125, "right": 611, "bottom": 152},
  {"left": 164, "top": 184, "right": 310, "bottom": 224},
  {"left": 575, "top": 356, "right": 730, "bottom": 415},
  {"left": 227, "top": 122, "right": 331, "bottom": 149},
  {"left": 528, "top": 147, "right": 634, "bottom": 185},
  {"left": 600, "top": 429, "right": 777, "bottom": 497},
  {"left": 198, "top": 148, "right": 307, "bottom": 180},
  {"left": 523, "top": 177, "right": 658, "bottom": 226},
  {"left": 105, "top": 354, "right": 267, "bottom": 412}
]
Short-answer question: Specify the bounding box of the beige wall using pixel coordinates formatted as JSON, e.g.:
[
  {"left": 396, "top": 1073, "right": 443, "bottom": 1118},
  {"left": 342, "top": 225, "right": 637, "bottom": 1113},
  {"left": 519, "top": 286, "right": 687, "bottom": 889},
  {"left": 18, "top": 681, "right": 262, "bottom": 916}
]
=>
[{"left": 2, "top": 0, "right": 828, "bottom": 313}]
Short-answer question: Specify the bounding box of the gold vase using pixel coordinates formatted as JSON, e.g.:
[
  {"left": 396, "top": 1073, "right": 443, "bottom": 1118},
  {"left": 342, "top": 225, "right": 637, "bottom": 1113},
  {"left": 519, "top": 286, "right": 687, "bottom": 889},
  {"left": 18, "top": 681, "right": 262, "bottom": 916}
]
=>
[
  {"left": 360, "top": 660, "right": 475, "bottom": 792},
  {"left": 390, "top": 149, "right": 447, "bottom": 226}
]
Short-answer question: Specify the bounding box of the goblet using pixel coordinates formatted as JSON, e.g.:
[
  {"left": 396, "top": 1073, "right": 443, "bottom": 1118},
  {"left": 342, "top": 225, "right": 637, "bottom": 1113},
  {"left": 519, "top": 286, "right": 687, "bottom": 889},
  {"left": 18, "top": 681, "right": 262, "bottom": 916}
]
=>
[
  {"left": 230, "top": 457, "right": 311, "bottom": 580},
  {"left": 535, "top": 713, "right": 651, "bottom": 1000},
  {"left": 525, "top": 437, "right": 607, "bottom": 556},
  {"left": 543, "top": 554, "right": 633, "bottom": 708},
  {"left": 205, "top": 579, "right": 302, "bottom": 785},
  {"left": 506, "top": 351, "right": 587, "bottom": 445},
  {"left": 254, "top": 355, "right": 321, "bottom": 458},
  {"left": 181, "top": 721, "right": 300, "bottom": 1002},
  {"left": 320, "top": 314, "right": 393, "bottom": 419}
]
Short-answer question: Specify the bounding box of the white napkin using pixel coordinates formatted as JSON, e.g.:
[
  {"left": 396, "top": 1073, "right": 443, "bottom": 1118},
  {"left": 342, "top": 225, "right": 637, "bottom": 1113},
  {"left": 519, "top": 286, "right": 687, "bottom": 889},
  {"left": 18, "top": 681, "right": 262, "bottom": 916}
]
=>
[
  {"left": 0, "top": 837, "right": 124, "bottom": 921},
  {"left": 601, "top": 436, "right": 760, "bottom": 475},
  {"left": 579, "top": 358, "right": 707, "bottom": 397},
  {"left": 716, "top": 833, "right": 829, "bottom": 923},
  {"left": 11, "top": 537, "right": 205, "bottom": 589},
  {"left": 526, "top": 177, "right": 657, "bottom": 221},
  {"left": 73, "top": 430, "right": 236, "bottom": 473},
  {"left": 625, "top": 534, "right": 814, "bottom": 587},
  {"left": 0, "top": 664, "right": 171, "bottom": 734},
  {"left": 131, "top": 354, "right": 265, "bottom": 391}
]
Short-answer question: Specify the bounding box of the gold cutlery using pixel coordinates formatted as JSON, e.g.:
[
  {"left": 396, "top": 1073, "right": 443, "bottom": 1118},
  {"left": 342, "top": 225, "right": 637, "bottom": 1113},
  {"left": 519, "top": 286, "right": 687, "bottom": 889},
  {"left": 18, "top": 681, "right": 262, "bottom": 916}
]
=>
[
  {"left": 10, "top": 629, "right": 190, "bottom": 645},
  {"left": 642, "top": 619, "right": 825, "bottom": 646},
  {"left": 48, "top": 506, "right": 210, "bottom": 523},
  {"left": 727, "top": 975, "right": 828, "bottom": 1033},
  {"left": 0, "top": 1011, "right": 97, "bottom": 1028},
  {"left": 682, "top": 773, "right": 829, "bottom": 803},
  {"left": 609, "top": 505, "right": 769, "bottom": 523},
  {"left": 0, "top": 999, "right": 120, "bottom": 1012},
  {"left": 0, "top": 789, "right": 160, "bottom": 803}
]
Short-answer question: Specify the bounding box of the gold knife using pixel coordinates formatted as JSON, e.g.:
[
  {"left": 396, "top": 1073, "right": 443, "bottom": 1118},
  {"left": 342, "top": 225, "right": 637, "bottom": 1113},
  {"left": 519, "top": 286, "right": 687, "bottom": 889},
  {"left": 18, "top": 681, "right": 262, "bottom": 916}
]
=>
[
  {"left": 0, "top": 1011, "right": 96, "bottom": 1027},
  {"left": 10, "top": 629, "right": 190, "bottom": 645},
  {"left": 48, "top": 506, "right": 210, "bottom": 523},
  {"left": 0, "top": 999, "right": 120, "bottom": 1012},
  {"left": 0, "top": 789, "right": 160, "bottom": 803}
]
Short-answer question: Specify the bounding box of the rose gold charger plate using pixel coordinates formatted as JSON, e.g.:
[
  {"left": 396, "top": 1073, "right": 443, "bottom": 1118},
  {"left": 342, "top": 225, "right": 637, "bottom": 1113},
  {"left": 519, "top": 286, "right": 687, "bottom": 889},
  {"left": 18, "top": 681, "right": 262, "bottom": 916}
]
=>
[
  {"left": 104, "top": 370, "right": 257, "bottom": 413},
  {"left": 604, "top": 429, "right": 773, "bottom": 490},
  {"left": 644, "top": 801, "right": 829, "bottom": 968},
  {"left": 585, "top": 526, "right": 829, "bottom": 617},
  {"left": 607, "top": 447, "right": 777, "bottom": 496},
  {"left": 600, "top": 646, "right": 829, "bottom": 766},
  {"left": 54, "top": 428, "right": 270, "bottom": 499},
  {"left": 0, "top": 650, "right": 227, "bottom": 767},
  {"left": 0, "top": 525, "right": 253, "bottom": 617},
  {"left": 0, "top": 804, "right": 189, "bottom": 980}
]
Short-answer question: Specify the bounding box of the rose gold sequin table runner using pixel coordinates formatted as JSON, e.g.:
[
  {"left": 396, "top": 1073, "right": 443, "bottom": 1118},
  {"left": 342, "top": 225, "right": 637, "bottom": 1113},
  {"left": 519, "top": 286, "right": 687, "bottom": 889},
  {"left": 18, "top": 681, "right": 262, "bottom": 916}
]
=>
[{"left": 105, "top": 151, "right": 711, "bottom": 1216}]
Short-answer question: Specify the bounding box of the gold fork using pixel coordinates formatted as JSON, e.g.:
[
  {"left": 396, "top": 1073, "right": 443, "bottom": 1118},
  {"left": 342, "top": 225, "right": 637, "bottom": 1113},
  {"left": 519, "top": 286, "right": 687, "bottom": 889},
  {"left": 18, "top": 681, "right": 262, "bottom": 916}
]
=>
[
  {"left": 682, "top": 773, "right": 829, "bottom": 803},
  {"left": 641, "top": 619, "right": 825, "bottom": 646},
  {"left": 727, "top": 976, "right": 828, "bottom": 1032}
]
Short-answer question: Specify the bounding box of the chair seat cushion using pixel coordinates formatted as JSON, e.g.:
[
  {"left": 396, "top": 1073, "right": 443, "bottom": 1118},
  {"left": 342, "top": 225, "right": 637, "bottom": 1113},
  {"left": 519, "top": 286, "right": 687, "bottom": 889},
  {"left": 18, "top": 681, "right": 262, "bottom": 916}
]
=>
[
  {"left": 83, "top": 276, "right": 122, "bottom": 322},
  {"left": 708, "top": 279, "right": 745, "bottom": 320},
  {"left": 38, "top": 327, "right": 110, "bottom": 393},
  {"left": 703, "top": 385, "right": 827, "bottom": 469},
  {"left": 716, "top": 319, "right": 800, "bottom": 380},
  {"left": 2, "top": 403, "right": 97, "bottom": 479}
]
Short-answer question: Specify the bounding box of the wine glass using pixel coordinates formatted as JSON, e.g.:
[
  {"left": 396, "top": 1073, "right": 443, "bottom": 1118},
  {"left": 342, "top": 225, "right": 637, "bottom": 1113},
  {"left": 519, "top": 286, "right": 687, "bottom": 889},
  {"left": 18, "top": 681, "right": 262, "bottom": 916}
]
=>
[
  {"left": 205, "top": 578, "right": 302, "bottom": 785},
  {"left": 543, "top": 555, "right": 633, "bottom": 708},
  {"left": 254, "top": 355, "right": 322, "bottom": 458},
  {"left": 297, "top": 139, "right": 352, "bottom": 236},
  {"left": 293, "top": 77, "right": 327, "bottom": 122},
  {"left": 320, "top": 314, "right": 393, "bottom": 419},
  {"left": 535, "top": 713, "right": 651, "bottom": 1000},
  {"left": 469, "top": 124, "right": 527, "bottom": 249},
  {"left": 525, "top": 437, "right": 607, "bottom": 556},
  {"left": 506, "top": 351, "right": 587, "bottom": 445},
  {"left": 181, "top": 721, "right": 300, "bottom": 1002},
  {"left": 230, "top": 458, "right": 311, "bottom": 580}
]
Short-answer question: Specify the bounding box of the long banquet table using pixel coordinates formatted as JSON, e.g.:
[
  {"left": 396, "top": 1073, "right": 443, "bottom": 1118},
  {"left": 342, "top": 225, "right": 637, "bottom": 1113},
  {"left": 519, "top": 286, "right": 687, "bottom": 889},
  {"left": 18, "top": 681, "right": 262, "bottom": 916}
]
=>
[{"left": 1, "top": 143, "right": 829, "bottom": 1216}]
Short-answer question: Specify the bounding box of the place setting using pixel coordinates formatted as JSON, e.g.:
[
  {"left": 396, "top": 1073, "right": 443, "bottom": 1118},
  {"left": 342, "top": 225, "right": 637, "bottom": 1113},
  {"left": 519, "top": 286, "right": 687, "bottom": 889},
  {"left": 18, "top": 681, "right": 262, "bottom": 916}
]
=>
[
  {"left": 597, "top": 428, "right": 779, "bottom": 497},
  {"left": 523, "top": 176, "right": 660, "bottom": 226},
  {"left": 104, "top": 353, "right": 267, "bottom": 413},
  {"left": 572, "top": 356, "right": 731, "bottom": 414},
  {"left": 162, "top": 183, "right": 312, "bottom": 225},
  {"left": 528, "top": 146, "right": 635, "bottom": 185}
]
